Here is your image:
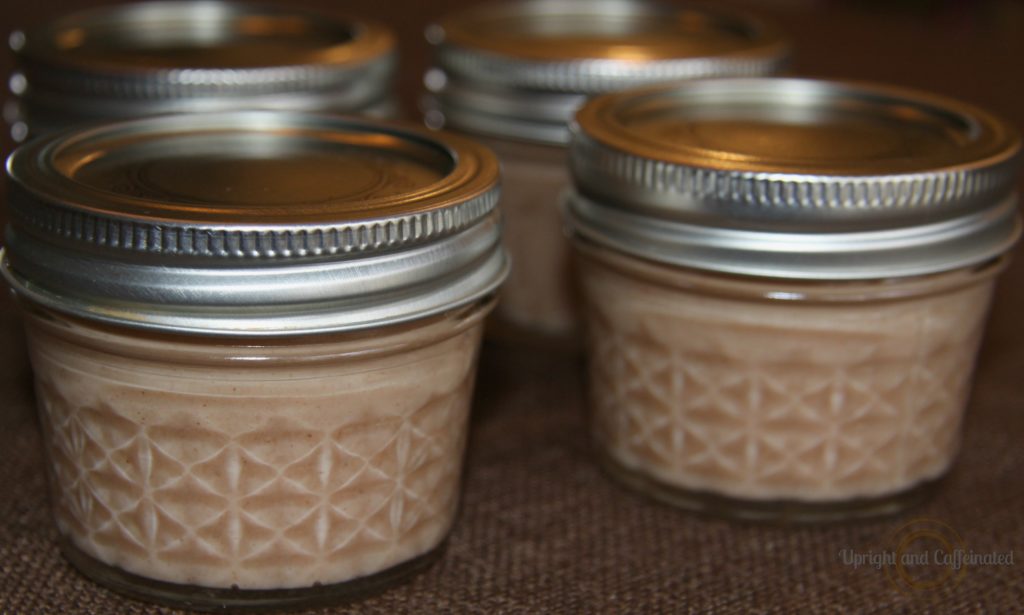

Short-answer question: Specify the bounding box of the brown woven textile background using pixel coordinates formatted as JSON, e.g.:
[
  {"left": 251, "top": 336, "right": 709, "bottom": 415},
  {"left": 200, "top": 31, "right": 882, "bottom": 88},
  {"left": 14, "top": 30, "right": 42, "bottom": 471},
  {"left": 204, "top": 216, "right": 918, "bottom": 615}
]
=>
[{"left": 2, "top": 1, "right": 1023, "bottom": 612}]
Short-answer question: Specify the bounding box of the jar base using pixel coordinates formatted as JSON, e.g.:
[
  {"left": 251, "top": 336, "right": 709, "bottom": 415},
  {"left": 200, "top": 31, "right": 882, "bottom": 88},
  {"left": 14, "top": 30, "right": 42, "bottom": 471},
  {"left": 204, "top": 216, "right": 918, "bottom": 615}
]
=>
[
  {"left": 59, "top": 537, "right": 445, "bottom": 611},
  {"left": 598, "top": 449, "right": 942, "bottom": 523}
]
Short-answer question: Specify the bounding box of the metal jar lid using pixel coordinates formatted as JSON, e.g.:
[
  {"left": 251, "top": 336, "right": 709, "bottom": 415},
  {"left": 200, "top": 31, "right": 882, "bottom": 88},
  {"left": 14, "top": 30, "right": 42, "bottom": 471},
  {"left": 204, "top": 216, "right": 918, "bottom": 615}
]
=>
[
  {"left": 8, "top": 1, "right": 397, "bottom": 139},
  {"left": 2, "top": 111, "right": 507, "bottom": 336},
  {"left": 425, "top": 0, "right": 789, "bottom": 145},
  {"left": 567, "top": 78, "right": 1022, "bottom": 280}
]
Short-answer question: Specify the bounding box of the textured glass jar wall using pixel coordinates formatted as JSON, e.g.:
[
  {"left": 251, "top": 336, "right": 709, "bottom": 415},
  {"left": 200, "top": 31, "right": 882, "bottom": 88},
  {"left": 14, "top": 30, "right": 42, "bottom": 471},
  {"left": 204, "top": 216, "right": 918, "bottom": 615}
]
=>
[
  {"left": 26, "top": 299, "right": 491, "bottom": 594},
  {"left": 575, "top": 242, "right": 1000, "bottom": 519}
]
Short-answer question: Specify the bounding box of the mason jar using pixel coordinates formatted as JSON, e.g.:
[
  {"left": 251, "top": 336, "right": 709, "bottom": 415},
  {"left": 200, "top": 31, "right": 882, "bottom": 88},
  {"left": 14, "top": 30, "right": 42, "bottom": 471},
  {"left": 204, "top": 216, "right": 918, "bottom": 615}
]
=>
[
  {"left": 425, "top": 0, "right": 789, "bottom": 346},
  {"left": 1, "top": 111, "right": 506, "bottom": 608},
  {"left": 566, "top": 78, "right": 1021, "bottom": 521},
  {"left": 6, "top": 1, "right": 397, "bottom": 141}
]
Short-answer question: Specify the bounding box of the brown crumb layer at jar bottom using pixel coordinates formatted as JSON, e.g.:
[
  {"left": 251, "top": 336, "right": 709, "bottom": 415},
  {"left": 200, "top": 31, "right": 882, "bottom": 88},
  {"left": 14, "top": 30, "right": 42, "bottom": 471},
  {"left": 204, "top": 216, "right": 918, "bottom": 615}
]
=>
[
  {"left": 598, "top": 447, "right": 942, "bottom": 523},
  {"left": 61, "top": 535, "right": 444, "bottom": 612}
]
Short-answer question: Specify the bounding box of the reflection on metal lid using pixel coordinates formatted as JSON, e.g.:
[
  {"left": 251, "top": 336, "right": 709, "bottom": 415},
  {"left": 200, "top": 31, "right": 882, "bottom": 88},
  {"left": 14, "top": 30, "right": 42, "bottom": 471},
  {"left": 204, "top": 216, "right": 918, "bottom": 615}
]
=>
[
  {"left": 435, "top": 0, "right": 788, "bottom": 91},
  {"left": 10, "top": 111, "right": 499, "bottom": 239},
  {"left": 427, "top": 0, "right": 788, "bottom": 145},
  {"left": 17, "top": 1, "right": 393, "bottom": 85},
  {"left": 566, "top": 78, "right": 1022, "bottom": 279},
  {"left": 9, "top": 1, "right": 398, "bottom": 139},
  {"left": 3, "top": 111, "right": 507, "bottom": 335}
]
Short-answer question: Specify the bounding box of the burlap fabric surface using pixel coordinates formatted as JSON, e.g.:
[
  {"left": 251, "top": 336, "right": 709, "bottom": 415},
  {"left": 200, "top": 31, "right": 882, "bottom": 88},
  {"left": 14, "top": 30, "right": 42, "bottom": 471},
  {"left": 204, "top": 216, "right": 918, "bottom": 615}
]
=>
[{"left": 1, "top": 1, "right": 1022, "bottom": 612}]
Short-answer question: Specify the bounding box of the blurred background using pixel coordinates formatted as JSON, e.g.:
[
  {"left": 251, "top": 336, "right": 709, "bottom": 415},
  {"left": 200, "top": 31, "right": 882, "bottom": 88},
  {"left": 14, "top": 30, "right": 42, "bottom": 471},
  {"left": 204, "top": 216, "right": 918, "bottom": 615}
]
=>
[{"left": 1, "top": 0, "right": 1021, "bottom": 145}]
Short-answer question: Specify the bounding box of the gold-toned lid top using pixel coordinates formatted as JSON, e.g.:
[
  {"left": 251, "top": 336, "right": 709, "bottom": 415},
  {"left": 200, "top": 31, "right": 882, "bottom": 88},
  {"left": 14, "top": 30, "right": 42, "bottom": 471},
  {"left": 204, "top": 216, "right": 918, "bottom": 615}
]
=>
[
  {"left": 433, "top": 0, "right": 788, "bottom": 93},
  {"left": 13, "top": 1, "right": 394, "bottom": 96},
  {"left": 9, "top": 111, "right": 498, "bottom": 243},
  {"left": 440, "top": 0, "right": 781, "bottom": 62},
  {"left": 3, "top": 111, "right": 507, "bottom": 335},
  {"left": 575, "top": 78, "right": 1017, "bottom": 177},
  {"left": 567, "top": 78, "right": 1022, "bottom": 280},
  {"left": 426, "top": 1, "right": 788, "bottom": 145}
]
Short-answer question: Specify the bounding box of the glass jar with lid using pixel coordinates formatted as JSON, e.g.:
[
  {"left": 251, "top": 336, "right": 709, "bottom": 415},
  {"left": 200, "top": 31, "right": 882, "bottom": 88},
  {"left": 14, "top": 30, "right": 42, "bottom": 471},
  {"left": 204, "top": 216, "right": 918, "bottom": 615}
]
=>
[
  {"left": 1, "top": 111, "right": 506, "bottom": 608},
  {"left": 7, "top": 1, "right": 397, "bottom": 141},
  {"left": 566, "top": 78, "right": 1021, "bottom": 521},
  {"left": 426, "top": 0, "right": 789, "bottom": 346}
]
